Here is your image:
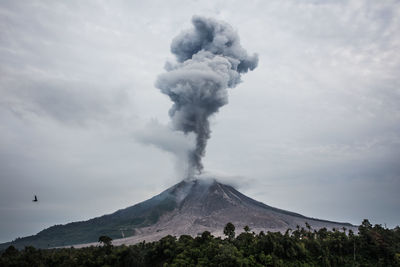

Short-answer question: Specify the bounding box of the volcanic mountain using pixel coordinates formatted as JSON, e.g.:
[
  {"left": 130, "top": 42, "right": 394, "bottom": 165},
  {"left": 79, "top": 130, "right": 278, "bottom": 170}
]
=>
[{"left": 0, "top": 179, "right": 356, "bottom": 249}]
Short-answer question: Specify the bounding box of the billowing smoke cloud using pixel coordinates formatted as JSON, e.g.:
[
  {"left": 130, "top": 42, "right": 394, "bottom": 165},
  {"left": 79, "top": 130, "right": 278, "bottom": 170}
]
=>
[{"left": 156, "top": 16, "right": 258, "bottom": 177}]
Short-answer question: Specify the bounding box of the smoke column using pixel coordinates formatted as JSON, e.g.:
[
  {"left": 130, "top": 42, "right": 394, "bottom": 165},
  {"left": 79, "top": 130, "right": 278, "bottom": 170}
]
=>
[{"left": 156, "top": 16, "right": 258, "bottom": 177}]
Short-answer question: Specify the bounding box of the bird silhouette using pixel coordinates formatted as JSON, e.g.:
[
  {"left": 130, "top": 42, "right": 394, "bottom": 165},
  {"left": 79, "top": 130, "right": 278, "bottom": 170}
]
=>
[{"left": 33, "top": 195, "right": 38, "bottom": 202}]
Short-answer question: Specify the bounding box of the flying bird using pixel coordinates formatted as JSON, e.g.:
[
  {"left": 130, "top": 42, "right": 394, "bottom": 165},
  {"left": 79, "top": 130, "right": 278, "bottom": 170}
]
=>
[{"left": 33, "top": 195, "right": 38, "bottom": 202}]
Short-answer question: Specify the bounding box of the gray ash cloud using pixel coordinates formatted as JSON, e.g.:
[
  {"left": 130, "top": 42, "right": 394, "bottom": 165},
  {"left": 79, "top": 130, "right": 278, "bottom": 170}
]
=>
[{"left": 156, "top": 16, "right": 258, "bottom": 177}]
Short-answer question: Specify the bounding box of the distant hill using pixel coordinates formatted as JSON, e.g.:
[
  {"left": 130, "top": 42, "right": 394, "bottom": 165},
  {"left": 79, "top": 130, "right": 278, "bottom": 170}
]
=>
[{"left": 0, "top": 179, "right": 356, "bottom": 249}]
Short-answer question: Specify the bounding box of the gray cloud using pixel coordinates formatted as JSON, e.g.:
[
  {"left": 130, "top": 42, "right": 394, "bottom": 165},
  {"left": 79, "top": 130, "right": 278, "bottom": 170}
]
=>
[{"left": 1, "top": 79, "right": 128, "bottom": 125}]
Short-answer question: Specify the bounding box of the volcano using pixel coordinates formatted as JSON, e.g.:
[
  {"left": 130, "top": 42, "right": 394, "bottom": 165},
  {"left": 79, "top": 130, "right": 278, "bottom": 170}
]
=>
[{"left": 0, "top": 179, "right": 356, "bottom": 249}]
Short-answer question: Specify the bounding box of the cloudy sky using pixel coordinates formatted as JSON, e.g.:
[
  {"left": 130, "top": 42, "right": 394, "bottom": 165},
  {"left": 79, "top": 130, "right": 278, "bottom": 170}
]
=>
[{"left": 1, "top": 0, "right": 399, "bottom": 243}]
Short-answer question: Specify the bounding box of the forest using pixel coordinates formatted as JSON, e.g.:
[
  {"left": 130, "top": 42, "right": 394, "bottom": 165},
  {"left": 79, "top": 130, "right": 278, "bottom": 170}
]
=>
[{"left": 1, "top": 219, "right": 399, "bottom": 267}]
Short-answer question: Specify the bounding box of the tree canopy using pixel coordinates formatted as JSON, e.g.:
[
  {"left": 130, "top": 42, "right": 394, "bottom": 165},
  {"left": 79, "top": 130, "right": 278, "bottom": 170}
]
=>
[{"left": 1, "top": 219, "right": 399, "bottom": 267}]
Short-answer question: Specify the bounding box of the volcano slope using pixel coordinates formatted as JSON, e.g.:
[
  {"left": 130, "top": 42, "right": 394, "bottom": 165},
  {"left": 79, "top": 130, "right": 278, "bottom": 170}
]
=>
[{"left": 0, "top": 179, "right": 356, "bottom": 249}]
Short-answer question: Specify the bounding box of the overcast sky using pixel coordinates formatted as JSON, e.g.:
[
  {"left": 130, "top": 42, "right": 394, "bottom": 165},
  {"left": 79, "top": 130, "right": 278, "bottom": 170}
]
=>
[{"left": 1, "top": 0, "right": 399, "bottom": 243}]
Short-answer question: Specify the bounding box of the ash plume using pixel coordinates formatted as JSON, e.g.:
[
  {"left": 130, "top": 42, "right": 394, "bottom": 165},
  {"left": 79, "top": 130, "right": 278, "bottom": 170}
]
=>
[{"left": 156, "top": 16, "right": 258, "bottom": 177}]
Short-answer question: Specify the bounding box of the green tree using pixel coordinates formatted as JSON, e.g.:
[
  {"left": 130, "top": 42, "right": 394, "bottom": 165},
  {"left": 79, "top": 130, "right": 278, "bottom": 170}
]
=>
[
  {"left": 98, "top": 235, "right": 112, "bottom": 246},
  {"left": 305, "top": 222, "right": 311, "bottom": 232},
  {"left": 224, "top": 222, "right": 235, "bottom": 240}
]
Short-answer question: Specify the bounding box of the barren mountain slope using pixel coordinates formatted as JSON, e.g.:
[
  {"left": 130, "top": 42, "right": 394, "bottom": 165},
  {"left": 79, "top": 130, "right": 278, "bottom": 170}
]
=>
[{"left": 109, "top": 179, "right": 356, "bottom": 246}]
